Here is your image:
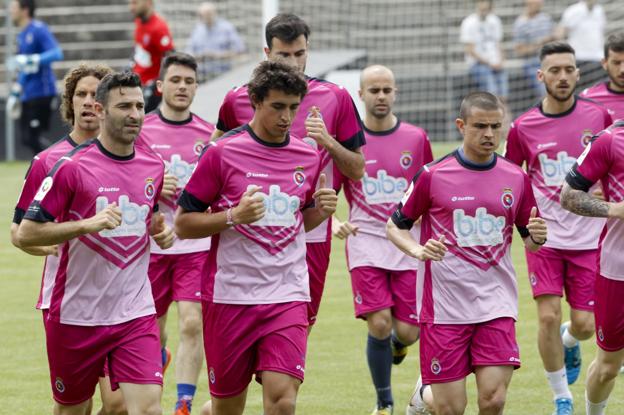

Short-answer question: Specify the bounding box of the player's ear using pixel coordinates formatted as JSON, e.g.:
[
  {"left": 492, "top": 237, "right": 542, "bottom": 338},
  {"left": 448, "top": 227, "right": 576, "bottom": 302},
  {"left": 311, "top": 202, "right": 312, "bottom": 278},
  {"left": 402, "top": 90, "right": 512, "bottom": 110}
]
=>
[
  {"left": 94, "top": 101, "right": 105, "bottom": 119},
  {"left": 455, "top": 118, "right": 465, "bottom": 134},
  {"left": 263, "top": 46, "right": 271, "bottom": 59},
  {"left": 156, "top": 80, "right": 164, "bottom": 94},
  {"left": 249, "top": 93, "right": 260, "bottom": 110}
]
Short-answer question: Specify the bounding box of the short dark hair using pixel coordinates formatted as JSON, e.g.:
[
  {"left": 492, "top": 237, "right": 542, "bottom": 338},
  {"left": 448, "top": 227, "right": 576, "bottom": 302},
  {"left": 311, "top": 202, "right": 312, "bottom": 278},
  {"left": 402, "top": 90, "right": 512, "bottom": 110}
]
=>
[
  {"left": 95, "top": 71, "right": 142, "bottom": 107},
  {"left": 158, "top": 52, "right": 198, "bottom": 80},
  {"left": 247, "top": 60, "right": 308, "bottom": 106},
  {"left": 604, "top": 32, "right": 624, "bottom": 59},
  {"left": 61, "top": 63, "right": 113, "bottom": 126},
  {"left": 539, "top": 41, "right": 575, "bottom": 62},
  {"left": 459, "top": 91, "right": 503, "bottom": 120},
  {"left": 265, "top": 13, "right": 310, "bottom": 49},
  {"left": 16, "top": 0, "right": 35, "bottom": 18}
]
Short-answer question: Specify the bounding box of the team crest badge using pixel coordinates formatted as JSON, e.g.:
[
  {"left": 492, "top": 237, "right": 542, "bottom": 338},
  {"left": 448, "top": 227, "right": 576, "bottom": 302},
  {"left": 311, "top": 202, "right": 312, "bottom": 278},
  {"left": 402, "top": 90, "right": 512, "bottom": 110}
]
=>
[
  {"left": 209, "top": 367, "right": 216, "bottom": 384},
  {"left": 400, "top": 151, "right": 413, "bottom": 170},
  {"left": 144, "top": 178, "right": 155, "bottom": 200},
  {"left": 55, "top": 377, "right": 65, "bottom": 393},
  {"left": 355, "top": 292, "right": 363, "bottom": 305},
  {"left": 193, "top": 139, "right": 205, "bottom": 156},
  {"left": 142, "top": 34, "right": 150, "bottom": 45},
  {"left": 431, "top": 358, "right": 442, "bottom": 375},
  {"left": 293, "top": 166, "right": 306, "bottom": 187},
  {"left": 580, "top": 129, "right": 593, "bottom": 147},
  {"left": 529, "top": 273, "right": 537, "bottom": 286},
  {"left": 501, "top": 188, "right": 514, "bottom": 209}
]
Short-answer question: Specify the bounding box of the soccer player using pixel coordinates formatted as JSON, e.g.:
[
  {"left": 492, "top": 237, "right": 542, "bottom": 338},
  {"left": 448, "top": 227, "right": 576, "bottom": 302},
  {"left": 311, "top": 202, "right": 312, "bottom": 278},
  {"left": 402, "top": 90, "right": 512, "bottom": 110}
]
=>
[
  {"left": 16, "top": 71, "right": 174, "bottom": 415},
  {"left": 332, "top": 65, "right": 433, "bottom": 415},
  {"left": 137, "top": 52, "right": 214, "bottom": 415},
  {"left": 175, "top": 60, "right": 337, "bottom": 415},
  {"left": 8, "top": 0, "right": 63, "bottom": 155},
  {"left": 213, "top": 12, "right": 365, "bottom": 330},
  {"left": 560, "top": 120, "right": 624, "bottom": 415},
  {"left": 10, "top": 63, "right": 132, "bottom": 415},
  {"left": 581, "top": 32, "right": 624, "bottom": 120},
  {"left": 504, "top": 41, "right": 612, "bottom": 415},
  {"left": 129, "top": 0, "right": 174, "bottom": 113},
  {"left": 387, "top": 91, "right": 547, "bottom": 415}
]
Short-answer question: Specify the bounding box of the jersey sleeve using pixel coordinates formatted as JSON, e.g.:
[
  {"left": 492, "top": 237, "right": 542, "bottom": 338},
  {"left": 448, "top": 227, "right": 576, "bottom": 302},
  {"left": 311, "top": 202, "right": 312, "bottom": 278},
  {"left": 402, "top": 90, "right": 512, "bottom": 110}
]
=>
[
  {"left": 333, "top": 87, "right": 365, "bottom": 151},
  {"left": 515, "top": 172, "right": 538, "bottom": 237},
  {"left": 390, "top": 166, "right": 432, "bottom": 230},
  {"left": 36, "top": 24, "right": 61, "bottom": 55},
  {"left": 13, "top": 156, "right": 47, "bottom": 224},
  {"left": 459, "top": 17, "right": 475, "bottom": 44},
  {"left": 303, "top": 157, "right": 322, "bottom": 210},
  {"left": 504, "top": 121, "right": 526, "bottom": 166},
  {"left": 566, "top": 133, "right": 613, "bottom": 192},
  {"left": 603, "top": 107, "right": 614, "bottom": 128},
  {"left": 155, "top": 22, "right": 174, "bottom": 53},
  {"left": 422, "top": 131, "right": 434, "bottom": 164},
  {"left": 24, "top": 161, "right": 78, "bottom": 223},
  {"left": 216, "top": 89, "right": 237, "bottom": 132},
  {"left": 178, "top": 143, "right": 223, "bottom": 212}
]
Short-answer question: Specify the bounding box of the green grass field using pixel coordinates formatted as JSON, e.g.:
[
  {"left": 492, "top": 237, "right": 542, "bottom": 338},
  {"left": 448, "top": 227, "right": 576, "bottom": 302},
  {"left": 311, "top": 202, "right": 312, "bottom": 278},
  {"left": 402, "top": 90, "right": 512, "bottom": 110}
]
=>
[{"left": 1, "top": 141, "right": 622, "bottom": 414}]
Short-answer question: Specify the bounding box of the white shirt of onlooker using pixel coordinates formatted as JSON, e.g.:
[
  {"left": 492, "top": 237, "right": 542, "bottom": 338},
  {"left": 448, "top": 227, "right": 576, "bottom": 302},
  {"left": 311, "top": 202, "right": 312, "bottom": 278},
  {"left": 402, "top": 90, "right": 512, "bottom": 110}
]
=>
[
  {"left": 559, "top": 1, "right": 606, "bottom": 62},
  {"left": 460, "top": 12, "right": 503, "bottom": 67}
]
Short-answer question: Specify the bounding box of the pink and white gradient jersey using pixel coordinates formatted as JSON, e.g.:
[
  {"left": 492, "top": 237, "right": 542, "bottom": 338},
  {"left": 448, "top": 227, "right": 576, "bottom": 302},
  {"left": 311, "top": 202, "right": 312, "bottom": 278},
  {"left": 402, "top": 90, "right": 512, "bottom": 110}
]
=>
[
  {"left": 138, "top": 110, "right": 214, "bottom": 254},
  {"left": 505, "top": 97, "right": 612, "bottom": 249},
  {"left": 216, "top": 77, "right": 365, "bottom": 243},
  {"left": 566, "top": 121, "right": 624, "bottom": 281},
  {"left": 391, "top": 151, "right": 537, "bottom": 324},
  {"left": 342, "top": 120, "right": 433, "bottom": 270},
  {"left": 24, "top": 140, "right": 165, "bottom": 326},
  {"left": 582, "top": 82, "right": 624, "bottom": 120},
  {"left": 13, "top": 135, "right": 90, "bottom": 310},
  {"left": 178, "top": 125, "right": 321, "bottom": 304}
]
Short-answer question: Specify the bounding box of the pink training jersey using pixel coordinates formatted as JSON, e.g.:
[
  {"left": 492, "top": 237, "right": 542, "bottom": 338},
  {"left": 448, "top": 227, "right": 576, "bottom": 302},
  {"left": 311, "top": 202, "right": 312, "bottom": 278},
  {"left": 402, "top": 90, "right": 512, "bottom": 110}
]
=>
[
  {"left": 566, "top": 121, "right": 624, "bottom": 281},
  {"left": 13, "top": 135, "right": 90, "bottom": 310},
  {"left": 178, "top": 125, "right": 321, "bottom": 304},
  {"left": 582, "top": 82, "right": 624, "bottom": 120},
  {"left": 505, "top": 97, "right": 612, "bottom": 249},
  {"left": 24, "top": 140, "right": 165, "bottom": 326},
  {"left": 391, "top": 151, "right": 537, "bottom": 324},
  {"left": 216, "top": 77, "right": 365, "bottom": 243},
  {"left": 138, "top": 110, "right": 214, "bottom": 254},
  {"left": 342, "top": 120, "right": 434, "bottom": 270}
]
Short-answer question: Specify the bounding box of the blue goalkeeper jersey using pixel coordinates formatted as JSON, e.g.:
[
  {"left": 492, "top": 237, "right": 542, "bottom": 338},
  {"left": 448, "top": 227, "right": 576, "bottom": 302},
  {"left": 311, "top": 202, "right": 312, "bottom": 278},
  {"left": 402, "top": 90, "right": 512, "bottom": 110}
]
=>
[{"left": 16, "top": 20, "right": 62, "bottom": 101}]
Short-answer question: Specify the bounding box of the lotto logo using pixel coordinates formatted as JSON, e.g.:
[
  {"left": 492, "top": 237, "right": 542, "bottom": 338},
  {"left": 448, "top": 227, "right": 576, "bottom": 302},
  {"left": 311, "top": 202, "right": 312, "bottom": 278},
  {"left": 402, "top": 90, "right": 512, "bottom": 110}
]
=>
[
  {"left": 165, "top": 154, "right": 196, "bottom": 188},
  {"left": 252, "top": 185, "right": 300, "bottom": 227},
  {"left": 538, "top": 151, "right": 576, "bottom": 187},
  {"left": 96, "top": 195, "right": 150, "bottom": 237},
  {"left": 362, "top": 170, "right": 408, "bottom": 205},
  {"left": 453, "top": 208, "right": 505, "bottom": 247}
]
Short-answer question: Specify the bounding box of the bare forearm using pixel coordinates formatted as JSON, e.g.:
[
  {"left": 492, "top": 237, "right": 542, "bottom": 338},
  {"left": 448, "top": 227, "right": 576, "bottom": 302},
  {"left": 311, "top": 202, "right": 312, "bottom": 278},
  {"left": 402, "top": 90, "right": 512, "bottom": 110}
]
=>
[
  {"left": 17, "top": 219, "right": 88, "bottom": 247},
  {"left": 11, "top": 223, "right": 55, "bottom": 256},
  {"left": 386, "top": 219, "right": 420, "bottom": 258},
  {"left": 561, "top": 185, "right": 610, "bottom": 218},
  {"left": 175, "top": 208, "right": 229, "bottom": 239},
  {"left": 303, "top": 209, "right": 327, "bottom": 232},
  {"left": 326, "top": 143, "right": 365, "bottom": 180},
  {"left": 523, "top": 236, "right": 541, "bottom": 252}
]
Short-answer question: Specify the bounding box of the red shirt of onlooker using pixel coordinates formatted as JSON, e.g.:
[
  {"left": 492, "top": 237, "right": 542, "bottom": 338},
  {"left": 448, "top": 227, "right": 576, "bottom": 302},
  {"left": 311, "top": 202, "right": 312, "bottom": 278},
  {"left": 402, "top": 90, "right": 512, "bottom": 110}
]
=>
[{"left": 133, "top": 12, "right": 174, "bottom": 85}]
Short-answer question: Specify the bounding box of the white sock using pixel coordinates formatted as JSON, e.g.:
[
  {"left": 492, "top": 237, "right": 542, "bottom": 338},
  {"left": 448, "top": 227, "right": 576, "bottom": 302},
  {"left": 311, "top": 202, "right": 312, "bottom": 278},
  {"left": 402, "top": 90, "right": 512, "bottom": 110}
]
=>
[
  {"left": 562, "top": 326, "right": 580, "bottom": 348},
  {"left": 586, "top": 391, "right": 608, "bottom": 415},
  {"left": 546, "top": 368, "right": 572, "bottom": 400}
]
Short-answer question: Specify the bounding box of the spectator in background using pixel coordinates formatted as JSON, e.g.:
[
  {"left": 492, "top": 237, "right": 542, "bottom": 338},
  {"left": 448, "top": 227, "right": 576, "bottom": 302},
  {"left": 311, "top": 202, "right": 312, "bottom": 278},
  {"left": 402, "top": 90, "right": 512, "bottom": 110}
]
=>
[
  {"left": 460, "top": 0, "right": 508, "bottom": 101},
  {"left": 129, "top": 0, "right": 175, "bottom": 113},
  {"left": 513, "top": 0, "right": 555, "bottom": 98},
  {"left": 556, "top": 0, "right": 606, "bottom": 92},
  {"left": 185, "top": 2, "right": 245, "bottom": 81},
  {"left": 8, "top": 0, "right": 63, "bottom": 156}
]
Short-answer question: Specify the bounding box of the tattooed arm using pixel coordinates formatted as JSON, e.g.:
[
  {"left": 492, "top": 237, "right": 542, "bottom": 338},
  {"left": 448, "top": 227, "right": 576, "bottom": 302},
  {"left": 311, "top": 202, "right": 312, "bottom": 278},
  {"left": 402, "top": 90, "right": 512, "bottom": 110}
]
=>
[{"left": 560, "top": 183, "right": 624, "bottom": 219}]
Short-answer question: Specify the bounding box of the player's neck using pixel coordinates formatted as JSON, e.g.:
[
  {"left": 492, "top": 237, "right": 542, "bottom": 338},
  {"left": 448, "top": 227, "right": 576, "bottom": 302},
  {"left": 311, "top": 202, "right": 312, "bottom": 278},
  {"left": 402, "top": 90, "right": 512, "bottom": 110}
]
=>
[
  {"left": 365, "top": 114, "right": 397, "bottom": 132},
  {"left": 542, "top": 95, "right": 575, "bottom": 115},
  {"left": 18, "top": 16, "right": 31, "bottom": 29},
  {"left": 69, "top": 128, "right": 97, "bottom": 145},
  {"left": 248, "top": 120, "right": 287, "bottom": 144},
  {"left": 98, "top": 133, "right": 134, "bottom": 158},
  {"left": 460, "top": 144, "right": 494, "bottom": 165},
  {"left": 160, "top": 105, "right": 191, "bottom": 122},
  {"left": 608, "top": 80, "right": 624, "bottom": 93}
]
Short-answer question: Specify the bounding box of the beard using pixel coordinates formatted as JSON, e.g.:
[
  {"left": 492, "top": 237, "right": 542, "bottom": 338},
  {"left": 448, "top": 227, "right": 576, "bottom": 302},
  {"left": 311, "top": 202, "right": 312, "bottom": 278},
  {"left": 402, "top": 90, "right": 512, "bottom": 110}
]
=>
[{"left": 545, "top": 83, "right": 575, "bottom": 102}]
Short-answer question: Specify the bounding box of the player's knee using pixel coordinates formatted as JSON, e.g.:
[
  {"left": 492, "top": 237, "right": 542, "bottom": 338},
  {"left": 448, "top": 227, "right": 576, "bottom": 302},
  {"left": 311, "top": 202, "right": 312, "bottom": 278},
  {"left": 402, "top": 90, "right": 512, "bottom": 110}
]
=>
[
  {"left": 538, "top": 307, "right": 561, "bottom": 329},
  {"left": 571, "top": 316, "right": 594, "bottom": 339},
  {"left": 101, "top": 400, "right": 128, "bottom": 415},
  {"left": 594, "top": 360, "right": 621, "bottom": 383},
  {"left": 395, "top": 325, "right": 419, "bottom": 346},
  {"left": 367, "top": 313, "right": 392, "bottom": 338},
  {"left": 478, "top": 391, "right": 506, "bottom": 414},
  {"left": 266, "top": 395, "right": 296, "bottom": 415},
  {"left": 434, "top": 399, "right": 466, "bottom": 415},
  {"left": 140, "top": 402, "right": 162, "bottom": 415},
  {"left": 180, "top": 312, "right": 203, "bottom": 339}
]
